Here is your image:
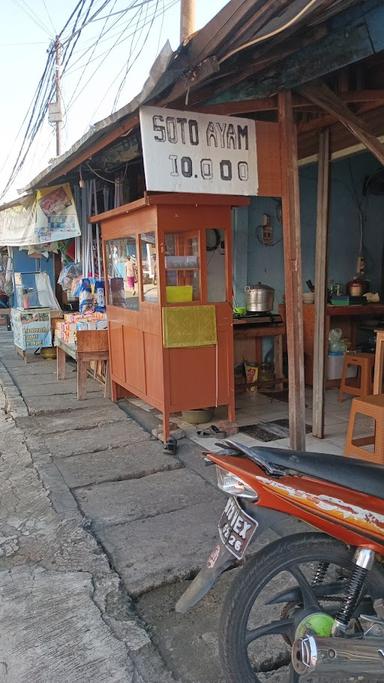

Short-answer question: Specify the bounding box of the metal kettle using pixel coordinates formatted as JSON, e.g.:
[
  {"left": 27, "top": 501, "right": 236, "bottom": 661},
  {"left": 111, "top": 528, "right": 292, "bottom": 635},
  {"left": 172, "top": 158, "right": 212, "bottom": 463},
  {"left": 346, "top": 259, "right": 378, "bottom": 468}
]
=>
[{"left": 245, "top": 282, "right": 275, "bottom": 313}]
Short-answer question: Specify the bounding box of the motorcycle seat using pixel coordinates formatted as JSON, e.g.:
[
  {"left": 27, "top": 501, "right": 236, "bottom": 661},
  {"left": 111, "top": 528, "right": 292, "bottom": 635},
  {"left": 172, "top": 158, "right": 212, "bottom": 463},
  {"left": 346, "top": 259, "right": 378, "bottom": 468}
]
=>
[{"left": 223, "top": 439, "right": 384, "bottom": 500}]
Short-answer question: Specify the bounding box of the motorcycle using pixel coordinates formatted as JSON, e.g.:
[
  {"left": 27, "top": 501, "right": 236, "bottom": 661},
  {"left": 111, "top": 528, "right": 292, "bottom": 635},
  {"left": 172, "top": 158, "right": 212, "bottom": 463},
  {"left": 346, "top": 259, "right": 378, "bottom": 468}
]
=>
[{"left": 175, "top": 438, "right": 384, "bottom": 682}]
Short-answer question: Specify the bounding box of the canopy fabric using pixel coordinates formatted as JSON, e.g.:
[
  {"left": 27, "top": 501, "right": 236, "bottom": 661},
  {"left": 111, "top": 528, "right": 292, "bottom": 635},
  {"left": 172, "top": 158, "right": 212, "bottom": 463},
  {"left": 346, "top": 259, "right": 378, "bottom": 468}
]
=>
[{"left": 0, "top": 183, "right": 80, "bottom": 247}]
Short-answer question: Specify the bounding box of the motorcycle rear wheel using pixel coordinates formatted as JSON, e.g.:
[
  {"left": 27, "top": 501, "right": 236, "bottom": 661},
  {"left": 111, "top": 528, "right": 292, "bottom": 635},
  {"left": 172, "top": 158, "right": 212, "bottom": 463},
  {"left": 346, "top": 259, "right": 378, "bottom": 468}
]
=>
[{"left": 219, "top": 532, "right": 384, "bottom": 683}]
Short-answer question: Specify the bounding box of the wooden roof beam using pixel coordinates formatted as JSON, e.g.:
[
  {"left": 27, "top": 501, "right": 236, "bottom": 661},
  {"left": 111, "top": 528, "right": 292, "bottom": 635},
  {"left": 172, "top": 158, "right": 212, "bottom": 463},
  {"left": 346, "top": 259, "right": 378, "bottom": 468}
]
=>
[
  {"left": 298, "top": 81, "right": 384, "bottom": 165},
  {"left": 196, "top": 90, "right": 384, "bottom": 119},
  {"left": 298, "top": 100, "right": 384, "bottom": 134}
]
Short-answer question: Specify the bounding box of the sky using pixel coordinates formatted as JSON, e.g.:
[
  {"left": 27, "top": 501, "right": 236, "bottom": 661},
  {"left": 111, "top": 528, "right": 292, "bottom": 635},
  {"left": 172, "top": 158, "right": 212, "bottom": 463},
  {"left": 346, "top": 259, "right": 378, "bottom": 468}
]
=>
[{"left": 0, "top": 0, "right": 228, "bottom": 200}]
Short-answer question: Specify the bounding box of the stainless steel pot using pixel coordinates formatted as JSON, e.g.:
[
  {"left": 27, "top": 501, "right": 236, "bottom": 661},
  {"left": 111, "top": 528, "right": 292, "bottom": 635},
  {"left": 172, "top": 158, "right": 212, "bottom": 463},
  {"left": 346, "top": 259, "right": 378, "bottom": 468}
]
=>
[{"left": 245, "top": 282, "right": 274, "bottom": 312}]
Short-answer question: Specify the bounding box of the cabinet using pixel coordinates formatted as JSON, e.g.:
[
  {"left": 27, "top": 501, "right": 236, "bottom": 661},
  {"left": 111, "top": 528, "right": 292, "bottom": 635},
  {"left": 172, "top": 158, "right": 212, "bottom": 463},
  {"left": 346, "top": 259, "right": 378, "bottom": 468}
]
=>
[{"left": 92, "top": 193, "right": 248, "bottom": 440}]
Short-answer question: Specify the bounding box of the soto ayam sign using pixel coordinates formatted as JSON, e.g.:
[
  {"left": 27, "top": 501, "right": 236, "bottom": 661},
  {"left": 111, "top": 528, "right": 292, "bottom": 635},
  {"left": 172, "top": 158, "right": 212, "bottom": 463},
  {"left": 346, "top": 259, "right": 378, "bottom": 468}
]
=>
[{"left": 139, "top": 106, "right": 258, "bottom": 196}]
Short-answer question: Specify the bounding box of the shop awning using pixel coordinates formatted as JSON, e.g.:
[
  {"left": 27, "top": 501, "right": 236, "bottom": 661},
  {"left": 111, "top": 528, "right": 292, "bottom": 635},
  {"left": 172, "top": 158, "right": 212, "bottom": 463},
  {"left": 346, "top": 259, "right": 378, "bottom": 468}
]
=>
[{"left": 0, "top": 183, "right": 80, "bottom": 247}]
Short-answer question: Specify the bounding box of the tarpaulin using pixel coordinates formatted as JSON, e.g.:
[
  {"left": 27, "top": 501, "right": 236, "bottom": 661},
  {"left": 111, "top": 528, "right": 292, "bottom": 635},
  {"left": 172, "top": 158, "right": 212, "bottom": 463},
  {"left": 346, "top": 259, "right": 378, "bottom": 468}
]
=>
[{"left": 0, "top": 183, "right": 81, "bottom": 246}]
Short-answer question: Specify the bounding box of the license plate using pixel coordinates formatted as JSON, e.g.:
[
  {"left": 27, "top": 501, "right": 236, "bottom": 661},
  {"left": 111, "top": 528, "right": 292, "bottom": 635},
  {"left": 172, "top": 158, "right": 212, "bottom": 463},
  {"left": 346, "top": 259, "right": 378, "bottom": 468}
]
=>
[{"left": 218, "top": 497, "right": 258, "bottom": 560}]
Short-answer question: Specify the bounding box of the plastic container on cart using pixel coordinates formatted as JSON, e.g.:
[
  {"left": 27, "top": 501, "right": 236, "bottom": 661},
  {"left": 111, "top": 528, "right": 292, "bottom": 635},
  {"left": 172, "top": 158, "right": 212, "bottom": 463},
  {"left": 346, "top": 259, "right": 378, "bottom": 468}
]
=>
[
  {"left": 166, "top": 285, "right": 193, "bottom": 303},
  {"left": 327, "top": 352, "right": 357, "bottom": 380}
]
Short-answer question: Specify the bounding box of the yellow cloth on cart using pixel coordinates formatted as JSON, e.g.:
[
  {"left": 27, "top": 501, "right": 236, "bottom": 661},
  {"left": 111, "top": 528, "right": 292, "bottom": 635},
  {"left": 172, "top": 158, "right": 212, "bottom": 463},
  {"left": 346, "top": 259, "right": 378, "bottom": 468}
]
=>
[{"left": 163, "top": 305, "right": 217, "bottom": 348}]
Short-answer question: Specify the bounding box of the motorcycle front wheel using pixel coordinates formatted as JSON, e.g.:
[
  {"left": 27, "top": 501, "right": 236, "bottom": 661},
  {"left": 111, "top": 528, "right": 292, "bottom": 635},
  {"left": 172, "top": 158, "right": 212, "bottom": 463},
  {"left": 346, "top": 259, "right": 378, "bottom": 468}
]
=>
[{"left": 219, "top": 532, "right": 384, "bottom": 683}]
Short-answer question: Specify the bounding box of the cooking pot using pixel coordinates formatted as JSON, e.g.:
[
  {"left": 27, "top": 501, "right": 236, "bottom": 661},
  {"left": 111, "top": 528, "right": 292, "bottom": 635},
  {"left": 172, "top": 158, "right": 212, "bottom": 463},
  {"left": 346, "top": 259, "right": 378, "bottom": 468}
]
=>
[
  {"left": 346, "top": 277, "right": 369, "bottom": 297},
  {"left": 245, "top": 282, "right": 274, "bottom": 312}
]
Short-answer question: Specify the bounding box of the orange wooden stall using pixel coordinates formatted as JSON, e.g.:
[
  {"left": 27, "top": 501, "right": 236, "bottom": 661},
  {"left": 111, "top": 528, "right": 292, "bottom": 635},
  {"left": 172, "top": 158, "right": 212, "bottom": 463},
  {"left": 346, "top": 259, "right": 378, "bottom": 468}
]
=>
[{"left": 92, "top": 193, "right": 249, "bottom": 441}]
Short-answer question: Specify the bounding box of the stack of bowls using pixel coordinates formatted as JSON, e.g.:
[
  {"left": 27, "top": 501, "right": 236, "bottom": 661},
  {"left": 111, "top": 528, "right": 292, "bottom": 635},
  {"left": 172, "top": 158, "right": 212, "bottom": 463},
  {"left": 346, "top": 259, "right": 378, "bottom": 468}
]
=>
[{"left": 303, "top": 292, "right": 315, "bottom": 304}]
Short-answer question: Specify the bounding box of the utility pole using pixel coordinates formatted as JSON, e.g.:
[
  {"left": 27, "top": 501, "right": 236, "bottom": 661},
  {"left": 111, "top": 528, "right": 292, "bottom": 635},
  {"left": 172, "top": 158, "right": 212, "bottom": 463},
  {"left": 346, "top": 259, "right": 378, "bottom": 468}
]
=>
[
  {"left": 180, "top": 0, "right": 196, "bottom": 43},
  {"left": 48, "top": 36, "right": 63, "bottom": 156}
]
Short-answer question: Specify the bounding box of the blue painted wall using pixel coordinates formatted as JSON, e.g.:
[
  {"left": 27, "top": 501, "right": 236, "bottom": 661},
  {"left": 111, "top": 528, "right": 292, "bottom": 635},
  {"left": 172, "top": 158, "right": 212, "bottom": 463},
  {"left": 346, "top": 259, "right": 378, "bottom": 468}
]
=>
[
  {"left": 234, "top": 150, "right": 384, "bottom": 310},
  {"left": 233, "top": 150, "right": 384, "bottom": 361}
]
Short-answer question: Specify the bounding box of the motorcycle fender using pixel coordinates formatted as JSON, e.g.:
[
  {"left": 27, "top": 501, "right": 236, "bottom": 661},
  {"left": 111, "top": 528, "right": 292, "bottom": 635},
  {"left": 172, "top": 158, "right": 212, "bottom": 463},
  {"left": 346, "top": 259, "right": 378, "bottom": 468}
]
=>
[
  {"left": 175, "top": 505, "right": 289, "bottom": 614},
  {"left": 175, "top": 541, "right": 237, "bottom": 613}
]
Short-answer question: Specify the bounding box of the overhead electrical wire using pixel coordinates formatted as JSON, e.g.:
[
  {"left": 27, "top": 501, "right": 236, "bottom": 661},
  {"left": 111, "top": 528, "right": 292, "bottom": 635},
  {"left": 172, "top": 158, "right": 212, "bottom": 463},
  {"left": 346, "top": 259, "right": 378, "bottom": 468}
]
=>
[
  {"left": 111, "top": 2, "right": 147, "bottom": 111},
  {"left": 65, "top": 0, "right": 121, "bottom": 109},
  {"left": 1, "top": 0, "right": 177, "bottom": 199},
  {"left": 66, "top": 0, "right": 175, "bottom": 80},
  {"left": 41, "top": 0, "right": 57, "bottom": 34},
  {"left": 66, "top": 0, "right": 168, "bottom": 115},
  {"left": 14, "top": 0, "right": 52, "bottom": 35},
  {"left": 65, "top": 0, "right": 170, "bottom": 65},
  {"left": 61, "top": 0, "right": 97, "bottom": 76},
  {"left": 84, "top": 0, "right": 178, "bottom": 123},
  {"left": 65, "top": 1, "right": 141, "bottom": 74},
  {"left": 0, "top": 0, "right": 94, "bottom": 198},
  {"left": 112, "top": 0, "right": 158, "bottom": 111}
]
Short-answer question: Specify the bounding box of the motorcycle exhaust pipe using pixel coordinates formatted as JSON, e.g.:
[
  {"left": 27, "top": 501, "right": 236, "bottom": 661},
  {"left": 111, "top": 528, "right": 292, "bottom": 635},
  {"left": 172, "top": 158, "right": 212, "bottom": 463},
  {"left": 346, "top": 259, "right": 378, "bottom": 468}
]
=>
[{"left": 292, "top": 635, "right": 384, "bottom": 676}]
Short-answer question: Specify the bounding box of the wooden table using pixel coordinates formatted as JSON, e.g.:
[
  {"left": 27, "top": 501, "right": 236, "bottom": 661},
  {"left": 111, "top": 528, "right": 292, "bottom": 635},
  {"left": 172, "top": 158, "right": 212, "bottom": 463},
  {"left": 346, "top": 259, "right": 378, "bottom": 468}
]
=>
[
  {"left": 281, "top": 303, "right": 384, "bottom": 386},
  {"left": 233, "top": 319, "right": 285, "bottom": 391},
  {"left": 56, "top": 330, "right": 110, "bottom": 400}
]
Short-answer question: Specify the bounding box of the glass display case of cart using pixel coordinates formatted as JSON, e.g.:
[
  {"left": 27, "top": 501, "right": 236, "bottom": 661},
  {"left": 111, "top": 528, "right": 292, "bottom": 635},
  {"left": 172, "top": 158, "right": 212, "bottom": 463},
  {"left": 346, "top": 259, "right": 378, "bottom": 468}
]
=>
[
  {"left": 96, "top": 193, "right": 249, "bottom": 443},
  {"left": 165, "top": 231, "right": 200, "bottom": 303}
]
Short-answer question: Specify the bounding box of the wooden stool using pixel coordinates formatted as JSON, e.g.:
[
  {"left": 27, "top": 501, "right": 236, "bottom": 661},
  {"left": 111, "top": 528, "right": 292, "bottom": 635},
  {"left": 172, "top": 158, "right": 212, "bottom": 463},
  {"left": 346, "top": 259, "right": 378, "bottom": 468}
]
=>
[
  {"left": 338, "top": 352, "right": 374, "bottom": 401},
  {"left": 344, "top": 394, "right": 384, "bottom": 463},
  {"left": 373, "top": 330, "right": 384, "bottom": 394}
]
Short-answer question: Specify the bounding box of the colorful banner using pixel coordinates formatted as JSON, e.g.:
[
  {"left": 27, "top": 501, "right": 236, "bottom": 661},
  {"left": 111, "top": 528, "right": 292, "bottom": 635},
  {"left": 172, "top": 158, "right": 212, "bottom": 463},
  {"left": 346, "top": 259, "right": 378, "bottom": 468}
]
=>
[
  {"left": 11, "top": 308, "right": 52, "bottom": 351},
  {"left": 0, "top": 183, "right": 81, "bottom": 246}
]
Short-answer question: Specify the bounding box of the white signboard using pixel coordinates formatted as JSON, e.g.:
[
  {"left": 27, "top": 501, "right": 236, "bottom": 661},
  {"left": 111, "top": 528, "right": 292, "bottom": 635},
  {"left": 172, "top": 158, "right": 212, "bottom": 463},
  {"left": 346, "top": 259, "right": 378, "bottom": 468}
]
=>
[{"left": 140, "top": 106, "right": 258, "bottom": 196}]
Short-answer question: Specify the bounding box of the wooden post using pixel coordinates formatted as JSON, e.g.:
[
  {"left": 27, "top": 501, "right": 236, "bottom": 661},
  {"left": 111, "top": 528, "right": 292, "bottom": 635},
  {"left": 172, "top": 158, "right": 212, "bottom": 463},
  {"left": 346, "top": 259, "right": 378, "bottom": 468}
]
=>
[
  {"left": 180, "top": 0, "right": 195, "bottom": 42},
  {"left": 57, "top": 346, "right": 66, "bottom": 380},
  {"left": 278, "top": 91, "right": 306, "bottom": 451},
  {"left": 312, "top": 129, "right": 330, "bottom": 438}
]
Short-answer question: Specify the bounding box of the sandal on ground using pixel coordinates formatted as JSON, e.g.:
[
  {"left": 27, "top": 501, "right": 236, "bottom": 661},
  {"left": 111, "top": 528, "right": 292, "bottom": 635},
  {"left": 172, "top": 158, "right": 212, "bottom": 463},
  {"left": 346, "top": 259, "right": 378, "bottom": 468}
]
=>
[
  {"left": 163, "top": 435, "right": 178, "bottom": 454},
  {"left": 196, "top": 425, "right": 227, "bottom": 439}
]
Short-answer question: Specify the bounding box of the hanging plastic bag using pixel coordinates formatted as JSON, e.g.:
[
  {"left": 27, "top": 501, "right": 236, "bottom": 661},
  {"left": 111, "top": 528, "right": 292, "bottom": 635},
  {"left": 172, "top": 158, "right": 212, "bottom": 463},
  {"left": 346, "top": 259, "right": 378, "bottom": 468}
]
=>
[{"left": 58, "top": 261, "right": 82, "bottom": 291}]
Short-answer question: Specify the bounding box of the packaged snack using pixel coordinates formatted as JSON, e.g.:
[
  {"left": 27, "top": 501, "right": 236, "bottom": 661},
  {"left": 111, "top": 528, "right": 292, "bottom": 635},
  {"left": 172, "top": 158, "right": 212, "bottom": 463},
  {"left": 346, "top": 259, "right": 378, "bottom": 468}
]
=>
[
  {"left": 79, "top": 278, "right": 93, "bottom": 313},
  {"left": 95, "top": 279, "right": 105, "bottom": 312}
]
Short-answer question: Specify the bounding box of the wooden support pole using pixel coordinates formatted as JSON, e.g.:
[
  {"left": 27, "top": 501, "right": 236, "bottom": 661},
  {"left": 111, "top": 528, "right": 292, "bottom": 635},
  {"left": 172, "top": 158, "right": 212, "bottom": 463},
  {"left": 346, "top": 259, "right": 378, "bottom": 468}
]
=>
[
  {"left": 299, "top": 82, "right": 384, "bottom": 166},
  {"left": 180, "top": 0, "right": 195, "bottom": 42},
  {"left": 278, "top": 91, "right": 306, "bottom": 451},
  {"left": 312, "top": 129, "right": 330, "bottom": 439}
]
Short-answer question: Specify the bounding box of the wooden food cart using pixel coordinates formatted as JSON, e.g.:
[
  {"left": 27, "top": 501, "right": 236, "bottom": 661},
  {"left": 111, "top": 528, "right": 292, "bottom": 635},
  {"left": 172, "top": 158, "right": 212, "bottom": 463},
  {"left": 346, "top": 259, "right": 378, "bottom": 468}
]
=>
[{"left": 92, "top": 193, "right": 248, "bottom": 440}]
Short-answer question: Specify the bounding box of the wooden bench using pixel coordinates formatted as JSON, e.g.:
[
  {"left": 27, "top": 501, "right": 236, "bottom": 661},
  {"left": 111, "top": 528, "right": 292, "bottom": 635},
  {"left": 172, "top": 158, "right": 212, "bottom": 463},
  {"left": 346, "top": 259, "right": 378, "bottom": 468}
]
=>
[{"left": 56, "top": 329, "right": 110, "bottom": 400}]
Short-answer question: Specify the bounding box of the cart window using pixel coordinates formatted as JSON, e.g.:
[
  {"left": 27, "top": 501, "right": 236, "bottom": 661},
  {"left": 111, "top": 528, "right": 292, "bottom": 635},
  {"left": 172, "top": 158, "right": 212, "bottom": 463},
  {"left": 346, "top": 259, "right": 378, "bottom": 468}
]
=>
[
  {"left": 140, "top": 232, "right": 158, "bottom": 303},
  {"left": 165, "top": 231, "right": 200, "bottom": 303},
  {"left": 206, "top": 228, "right": 226, "bottom": 302},
  {"left": 105, "top": 237, "right": 139, "bottom": 310}
]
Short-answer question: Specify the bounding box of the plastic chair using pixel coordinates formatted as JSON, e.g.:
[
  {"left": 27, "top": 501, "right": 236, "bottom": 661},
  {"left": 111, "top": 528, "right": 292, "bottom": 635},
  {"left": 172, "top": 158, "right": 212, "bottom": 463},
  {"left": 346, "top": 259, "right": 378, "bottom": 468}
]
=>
[
  {"left": 338, "top": 352, "right": 374, "bottom": 402},
  {"left": 344, "top": 394, "right": 384, "bottom": 463}
]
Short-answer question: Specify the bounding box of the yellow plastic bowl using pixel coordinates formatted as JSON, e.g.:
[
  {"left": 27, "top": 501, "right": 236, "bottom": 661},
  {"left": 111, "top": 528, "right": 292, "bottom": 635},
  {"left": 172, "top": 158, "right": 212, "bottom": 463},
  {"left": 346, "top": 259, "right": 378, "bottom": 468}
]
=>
[{"left": 166, "top": 285, "right": 193, "bottom": 303}]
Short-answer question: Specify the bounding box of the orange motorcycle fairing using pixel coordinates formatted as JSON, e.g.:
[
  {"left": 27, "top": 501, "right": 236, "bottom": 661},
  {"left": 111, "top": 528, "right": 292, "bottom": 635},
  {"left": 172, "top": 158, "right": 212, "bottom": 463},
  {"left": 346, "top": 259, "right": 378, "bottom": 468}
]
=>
[{"left": 209, "top": 453, "right": 384, "bottom": 554}]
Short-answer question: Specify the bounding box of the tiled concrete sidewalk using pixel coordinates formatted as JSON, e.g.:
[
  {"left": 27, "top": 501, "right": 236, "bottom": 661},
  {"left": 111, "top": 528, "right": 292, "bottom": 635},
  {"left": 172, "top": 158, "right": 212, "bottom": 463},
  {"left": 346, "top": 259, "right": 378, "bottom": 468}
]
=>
[{"left": 0, "top": 326, "right": 357, "bottom": 682}]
